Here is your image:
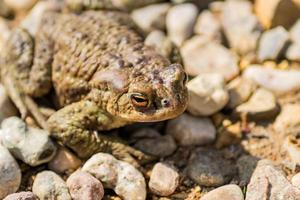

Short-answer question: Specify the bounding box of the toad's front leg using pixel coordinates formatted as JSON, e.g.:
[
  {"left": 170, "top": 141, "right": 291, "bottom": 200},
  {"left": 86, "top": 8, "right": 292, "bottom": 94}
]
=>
[{"left": 47, "top": 100, "right": 154, "bottom": 167}]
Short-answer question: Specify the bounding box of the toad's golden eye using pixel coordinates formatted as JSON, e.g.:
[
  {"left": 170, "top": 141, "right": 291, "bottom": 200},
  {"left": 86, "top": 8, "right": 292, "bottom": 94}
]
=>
[{"left": 130, "top": 93, "right": 149, "bottom": 108}]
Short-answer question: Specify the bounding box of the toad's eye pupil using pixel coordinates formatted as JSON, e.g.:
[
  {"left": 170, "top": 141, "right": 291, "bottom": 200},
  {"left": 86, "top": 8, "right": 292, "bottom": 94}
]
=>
[{"left": 131, "top": 94, "right": 149, "bottom": 107}]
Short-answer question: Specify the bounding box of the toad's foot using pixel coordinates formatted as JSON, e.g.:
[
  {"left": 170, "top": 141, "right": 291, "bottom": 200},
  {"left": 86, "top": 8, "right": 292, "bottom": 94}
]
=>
[{"left": 47, "top": 100, "right": 155, "bottom": 167}]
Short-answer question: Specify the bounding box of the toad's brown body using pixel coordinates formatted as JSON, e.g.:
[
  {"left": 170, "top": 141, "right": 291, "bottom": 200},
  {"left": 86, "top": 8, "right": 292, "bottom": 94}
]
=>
[{"left": 2, "top": 8, "right": 188, "bottom": 165}]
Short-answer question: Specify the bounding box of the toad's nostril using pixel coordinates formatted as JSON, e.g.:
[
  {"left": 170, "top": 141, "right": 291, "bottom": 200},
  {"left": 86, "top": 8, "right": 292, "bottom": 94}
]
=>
[{"left": 161, "top": 99, "right": 170, "bottom": 107}]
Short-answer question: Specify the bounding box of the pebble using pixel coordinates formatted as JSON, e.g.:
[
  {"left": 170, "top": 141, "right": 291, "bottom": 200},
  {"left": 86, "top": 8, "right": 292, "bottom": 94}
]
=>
[
  {"left": 194, "top": 10, "right": 221, "bottom": 41},
  {"left": 187, "top": 148, "right": 236, "bottom": 187},
  {"left": 200, "top": 184, "right": 244, "bottom": 200},
  {"left": 245, "top": 159, "right": 300, "bottom": 200},
  {"left": 166, "top": 113, "right": 216, "bottom": 146},
  {"left": 243, "top": 66, "right": 300, "bottom": 95},
  {"left": 273, "top": 104, "right": 300, "bottom": 135},
  {"left": 145, "top": 30, "right": 178, "bottom": 61},
  {"left": 257, "top": 26, "right": 289, "bottom": 61},
  {"left": 131, "top": 3, "right": 171, "bottom": 33},
  {"left": 235, "top": 88, "right": 278, "bottom": 120},
  {"left": 82, "top": 153, "right": 146, "bottom": 200},
  {"left": 67, "top": 171, "right": 104, "bottom": 200},
  {"left": 134, "top": 134, "right": 177, "bottom": 157},
  {"left": 181, "top": 36, "right": 239, "bottom": 80},
  {"left": 149, "top": 163, "right": 179, "bottom": 196},
  {"left": 0, "top": 84, "right": 18, "bottom": 123},
  {"left": 290, "top": 19, "right": 300, "bottom": 44},
  {"left": 0, "top": 117, "right": 57, "bottom": 166},
  {"left": 283, "top": 135, "right": 300, "bottom": 165},
  {"left": 187, "top": 73, "right": 229, "bottom": 116},
  {"left": 32, "top": 171, "right": 71, "bottom": 200},
  {"left": 226, "top": 77, "right": 257, "bottom": 109},
  {"left": 0, "top": 145, "right": 21, "bottom": 199},
  {"left": 221, "top": 0, "right": 262, "bottom": 55},
  {"left": 237, "top": 155, "right": 259, "bottom": 186},
  {"left": 3, "top": 192, "right": 38, "bottom": 200},
  {"left": 4, "top": 0, "right": 38, "bottom": 12},
  {"left": 292, "top": 173, "right": 300, "bottom": 189},
  {"left": 48, "top": 146, "right": 82, "bottom": 174},
  {"left": 21, "top": 1, "right": 60, "bottom": 36},
  {"left": 166, "top": 3, "right": 198, "bottom": 46},
  {"left": 254, "top": 0, "right": 300, "bottom": 29},
  {"left": 286, "top": 43, "right": 300, "bottom": 61}
]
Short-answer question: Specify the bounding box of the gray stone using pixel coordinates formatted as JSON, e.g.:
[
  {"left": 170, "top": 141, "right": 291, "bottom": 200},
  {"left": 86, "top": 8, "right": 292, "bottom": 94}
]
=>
[
  {"left": 0, "top": 145, "right": 21, "bottom": 199},
  {"left": 3, "top": 192, "right": 38, "bottom": 200},
  {"left": 226, "top": 77, "right": 257, "bottom": 109},
  {"left": 48, "top": 146, "right": 82, "bottom": 174},
  {"left": 274, "top": 104, "right": 300, "bottom": 136},
  {"left": 243, "top": 66, "right": 300, "bottom": 95},
  {"left": 221, "top": 0, "right": 262, "bottom": 55},
  {"left": 134, "top": 134, "right": 177, "bottom": 157},
  {"left": 149, "top": 163, "right": 179, "bottom": 196},
  {"left": 181, "top": 36, "right": 239, "bottom": 80},
  {"left": 290, "top": 19, "right": 300, "bottom": 44},
  {"left": 187, "top": 148, "right": 237, "bottom": 187},
  {"left": 286, "top": 43, "right": 300, "bottom": 61},
  {"left": 194, "top": 10, "right": 221, "bottom": 41},
  {"left": 166, "top": 3, "right": 198, "bottom": 46},
  {"left": 237, "top": 155, "right": 259, "bottom": 186},
  {"left": 257, "top": 26, "right": 289, "bottom": 61},
  {"left": 131, "top": 3, "right": 171, "bottom": 33},
  {"left": 187, "top": 73, "right": 229, "bottom": 116},
  {"left": 200, "top": 184, "right": 244, "bottom": 200},
  {"left": 166, "top": 113, "right": 216, "bottom": 146},
  {"left": 82, "top": 153, "right": 146, "bottom": 200},
  {"left": 235, "top": 88, "right": 278, "bottom": 120},
  {"left": 32, "top": 171, "right": 71, "bottom": 200},
  {"left": 292, "top": 173, "right": 300, "bottom": 189},
  {"left": 245, "top": 159, "right": 300, "bottom": 200},
  {"left": 0, "top": 117, "right": 57, "bottom": 166},
  {"left": 67, "top": 171, "right": 104, "bottom": 200}
]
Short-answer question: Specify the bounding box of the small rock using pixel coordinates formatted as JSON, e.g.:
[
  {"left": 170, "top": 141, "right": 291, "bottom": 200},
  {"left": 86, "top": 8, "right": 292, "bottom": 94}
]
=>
[
  {"left": 21, "top": 1, "right": 60, "bottom": 36},
  {"left": 254, "top": 0, "right": 300, "bottom": 29},
  {"left": 283, "top": 135, "right": 300, "bottom": 165},
  {"left": 4, "top": 0, "right": 38, "bottom": 12},
  {"left": 292, "top": 173, "right": 300, "bottom": 188},
  {"left": 149, "top": 163, "right": 179, "bottom": 196},
  {"left": 286, "top": 43, "right": 300, "bottom": 61},
  {"left": 245, "top": 159, "right": 300, "bottom": 200},
  {"left": 235, "top": 88, "right": 278, "bottom": 120},
  {"left": 48, "top": 146, "right": 82, "bottom": 174},
  {"left": 32, "top": 171, "right": 71, "bottom": 200},
  {"left": 166, "top": 3, "right": 198, "bottom": 46},
  {"left": 200, "top": 184, "right": 244, "bottom": 200},
  {"left": 67, "top": 171, "right": 104, "bottom": 200},
  {"left": 187, "top": 73, "right": 229, "bottom": 116},
  {"left": 257, "top": 26, "right": 289, "bottom": 61},
  {"left": 3, "top": 192, "right": 38, "bottom": 200},
  {"left": 274, "top": 104, "right": 300, "bottom": 135},
  {"left": 243, "top": 66, "right": 300, "bottom": 95},
  {"left": 145, "top": 30, "right": 179, "bottom": 61},
  {"left": 166, "top": 113, "right": 216, "bottom": 146},
  {"left": 0, "top": 117, "right": 57, "bottom": 166},
  {"left": 134, "top": 135, "right": 177, "bottom": 157},
  {"left": 0, "top": 84, "right": 18, "bottom": 123},
  {"left": 194, "top": 10, "right": 221, "bottom": 41},
  {"left": 226, "top": 77, "right": 257, "bottom": 109},
  {"left": 187, "top": 148, "right": 237, "bottom": 187},
  {"left": 237, "top": 155, "right": 259, "bottom": 186},
  {"left": 0, "top": 145, "right": 21, "bottom": 199},
  {"left": 131, "top": 3, "right": 171, "bottom": 33},
  {"left": 181, "top": 36, "right": 239, "bottom": 80},
  {"left": 82, "top": 153, "right": 146, "bottom": 200},
  {"left": 290, "top": 19, "right": 300, "bottom": 44},
  {"left": 221, "top": 0, "right": 262, "bottom": 55}
]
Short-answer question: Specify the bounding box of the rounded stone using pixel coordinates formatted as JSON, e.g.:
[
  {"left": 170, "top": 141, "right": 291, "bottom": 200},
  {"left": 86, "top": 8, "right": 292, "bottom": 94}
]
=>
[
  {"left": 67, "top": 171, "right": 104, "bottom": 200},
  {"left": 32, "top": 171, "right": 71, "bottom": 200},
  {"left": 3, "top": 192, "right": 38, "bottom": 200},
  {"left": 200, "top": 184, "right": 244, "bottom": 200},
  {"left": 0, "top": 145, "right": 21, "bottom": 199}
]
